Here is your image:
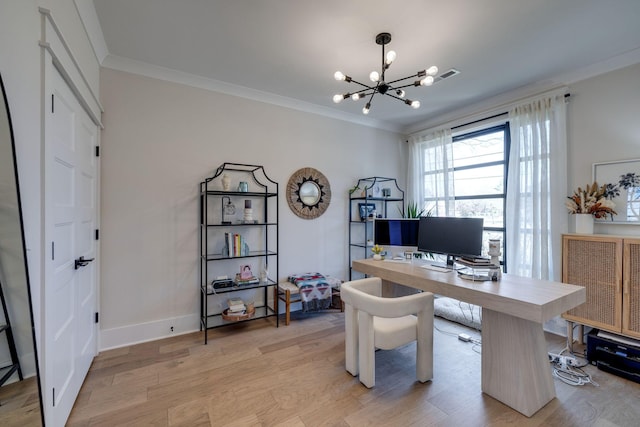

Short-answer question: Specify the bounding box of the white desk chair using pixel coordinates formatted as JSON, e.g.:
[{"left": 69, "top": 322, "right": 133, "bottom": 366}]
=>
[{"left": 340, "top": 277, "right": 434, "bottom": 388}]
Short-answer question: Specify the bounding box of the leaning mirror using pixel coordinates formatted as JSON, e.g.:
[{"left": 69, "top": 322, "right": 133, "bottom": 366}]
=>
[
  {"left": 593, "top": 159, "right": 640, "bottom": 224},
  {"left": 0, "top": 74, "right": 44, "bottom": 425},
  {"left": 286, "top": 167, "right": 331, "bottom": 219}
]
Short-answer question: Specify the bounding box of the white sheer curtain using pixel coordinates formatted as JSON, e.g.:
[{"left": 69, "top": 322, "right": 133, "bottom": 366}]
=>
[
  {"left": 506, "top": 93, "right": 568, "bottom": 280},
  {"left": 407, "top": 129, "right": 455, "bottom": 216}
]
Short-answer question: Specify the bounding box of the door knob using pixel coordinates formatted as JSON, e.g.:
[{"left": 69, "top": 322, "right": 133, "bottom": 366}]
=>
[{"left": 74, "top": 256, "right": 95, "bottom": 270}]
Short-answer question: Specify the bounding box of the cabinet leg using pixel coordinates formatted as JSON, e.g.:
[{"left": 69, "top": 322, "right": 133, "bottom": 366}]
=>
[
  {"left": 578, "top": 324, "right": 584, "bottom": 345},
  {"left": 273, "top": 286, "right": 279, "bottom": 327},
  {"left": 285, "top": 289, "right": 291, "bottom": 326}
]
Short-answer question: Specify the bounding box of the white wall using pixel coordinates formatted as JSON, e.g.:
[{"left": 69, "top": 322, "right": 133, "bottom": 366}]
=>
[
  {"left": 567, "top": 62, "right": 640, "bottom": 236},
  {"left": 99, "top": 68, "right": 406, "bottom": 348}
]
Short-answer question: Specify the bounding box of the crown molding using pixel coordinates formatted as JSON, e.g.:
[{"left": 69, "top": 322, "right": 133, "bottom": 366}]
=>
[
  {"left": 406, "top": 48, "right": 640, "bottom": 135},
  {"left": 101, "top": 54, "right": 403, "bottom": 134}
]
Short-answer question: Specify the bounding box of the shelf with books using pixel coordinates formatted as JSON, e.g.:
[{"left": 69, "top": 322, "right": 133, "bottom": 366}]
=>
[
  {"left": 199, "top": 163, "right": 279, "bottom": 344},
  {"left": 348, "top": 177, "right": 405, "bottom": 280}
]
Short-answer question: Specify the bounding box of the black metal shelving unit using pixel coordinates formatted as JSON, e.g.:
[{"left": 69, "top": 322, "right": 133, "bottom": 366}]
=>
[
  {"left": 348, "top": 177, "right": 404, "bottom": 280},
  {"left": 199, "top": 163, "right": 279, "bottom": 344}
]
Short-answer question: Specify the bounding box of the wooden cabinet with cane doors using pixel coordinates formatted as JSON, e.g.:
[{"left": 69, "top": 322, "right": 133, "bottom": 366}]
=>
[{"left": 562, "top": 234, "right": 640, "bottom": 339}]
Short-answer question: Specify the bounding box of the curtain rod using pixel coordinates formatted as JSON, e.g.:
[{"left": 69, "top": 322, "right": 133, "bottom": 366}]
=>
[
  {"left": 452, "top": 93, "right": 571, "bottom": 131},
  {"left": 407, "top": 93, "right": 572, "bottom": 140}
]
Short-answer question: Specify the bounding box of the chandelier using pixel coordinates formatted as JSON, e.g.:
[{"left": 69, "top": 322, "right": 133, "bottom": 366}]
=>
[{"left": 333, "top": 32, "right": 438, "bottom": 115}]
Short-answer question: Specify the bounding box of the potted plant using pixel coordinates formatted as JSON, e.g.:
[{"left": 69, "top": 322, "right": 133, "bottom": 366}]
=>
[
  {"left": 566, "top": 182, "right": 617, "bottom": 219},
  {"left": 566, "top": 182, "right": 617, "bottom": 233},
  {"left": 399, "top": 201, "right": 432, "bottom": 218},
  {"left": 371, "top": 244, "right": 384, "bottom": 260}
]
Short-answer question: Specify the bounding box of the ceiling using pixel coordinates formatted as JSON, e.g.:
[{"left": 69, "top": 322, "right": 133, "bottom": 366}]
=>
[{"left": 91, "top": 0, "right": 640, "bottom": 133}]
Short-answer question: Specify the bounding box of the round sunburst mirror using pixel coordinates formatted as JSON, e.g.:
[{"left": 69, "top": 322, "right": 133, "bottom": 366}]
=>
[{"left": 286, "top": 167, "right": 331, "bottom": 219}]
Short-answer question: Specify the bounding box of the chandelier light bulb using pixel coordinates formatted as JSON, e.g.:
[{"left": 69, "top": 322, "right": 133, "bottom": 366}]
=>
[
  {"left": 351, "top": 93, "right": 361, "bottom": 101},
  {"left": 426, "top": 66, "right": 439, "bottom": 76},
  {"left": 334, "top": 71, "right": 346, "bottom": 81},
  {"left": 363, "top": 103, "right": 371, "bottom": 115},
  {"left": 420, "top": 76, "right": 434, "bottom": 86},
  {"left": 411, "top": 100, "right": 420, "bottom": 109},
  {"left": 396, "top": 89, "right": 405, "bottom": 98},
  {"left": 385, "top": 50, "right": 397, "bottom": 65},
  {"left": 369, "top": 71, "right": 380, "bottom": 82},
  {"left": 333, "top": 94, "right": 344, "bottom": 104}
]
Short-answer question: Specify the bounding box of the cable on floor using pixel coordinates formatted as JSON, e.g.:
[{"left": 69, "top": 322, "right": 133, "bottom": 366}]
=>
[
  {"left": 434, "top": 318, "right": 482, "bottom": 353},
  {"left": 550, "top": 361, "right": 599, "bottom": 387},
  {"left": 457, "top": 300, "right": 482, "bottom": 331}
]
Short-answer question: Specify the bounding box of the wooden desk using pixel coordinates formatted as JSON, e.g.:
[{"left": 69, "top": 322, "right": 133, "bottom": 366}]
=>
[{"left": 352, "top": 259, "right": 586, "bottom": 417}]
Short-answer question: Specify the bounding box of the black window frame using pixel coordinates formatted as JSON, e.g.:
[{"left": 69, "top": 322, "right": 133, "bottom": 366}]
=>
[{"left": 450, "top": 123, "right": 510, "bottom": 270}]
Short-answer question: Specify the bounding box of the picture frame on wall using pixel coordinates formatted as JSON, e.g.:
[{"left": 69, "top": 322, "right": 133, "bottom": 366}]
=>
[
  {"left": 358, "top": 203, "right": 376, "bottom": 221},
  {"left": 593, "top": 158, "right": 640, "bottom": 223}
]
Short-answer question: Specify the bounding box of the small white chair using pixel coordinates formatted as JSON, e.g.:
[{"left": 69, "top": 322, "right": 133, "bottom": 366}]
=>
[{"left": 340, "top": 277, "right": 434, "bottom": 388}]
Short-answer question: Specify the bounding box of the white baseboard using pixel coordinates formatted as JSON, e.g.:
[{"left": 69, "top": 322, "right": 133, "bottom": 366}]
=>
[{"left": 99, "top": 313, "right": 200, "bottom": 351}]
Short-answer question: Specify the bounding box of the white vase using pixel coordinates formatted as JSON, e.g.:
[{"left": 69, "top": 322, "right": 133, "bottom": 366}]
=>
[
  {"left": 373, "top": 254, "right": 382, "bottom": 260},
  {"left": 575, "top": 214, "right": 594, "bottom": 234}
]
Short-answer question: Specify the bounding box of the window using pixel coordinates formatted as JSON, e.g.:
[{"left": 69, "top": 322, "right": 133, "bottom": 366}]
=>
[{"left": 422, "top": 124, "right": 510, "bottom": 268}]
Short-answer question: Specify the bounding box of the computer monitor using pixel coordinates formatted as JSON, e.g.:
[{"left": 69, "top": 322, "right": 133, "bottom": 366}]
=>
[
  {"left": 373, "top": 218, "right": 420, "bottom": 247},
  {"left": 417, "top": 216, "right": 484, "bottom": 266}
]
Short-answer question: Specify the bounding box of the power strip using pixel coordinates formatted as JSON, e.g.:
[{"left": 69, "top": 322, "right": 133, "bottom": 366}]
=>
[{"left": 548, "top": 352, "right": 579, "bottom": 367}]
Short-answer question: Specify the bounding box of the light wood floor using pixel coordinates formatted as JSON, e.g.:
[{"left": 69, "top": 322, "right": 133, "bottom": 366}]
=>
[
  {"left": 65, "top": 312, "right": 640, "bottom": 427},
  {"left": 0, "top": 376, "right": 42, "bottom": 426}
]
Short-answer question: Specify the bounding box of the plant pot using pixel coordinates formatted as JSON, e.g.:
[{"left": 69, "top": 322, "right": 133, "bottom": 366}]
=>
[
  {"left": 574, "top": 214, "right": 594, "bottom": 234},
  {"left": 373, "top": 254, "right": 382, "bottom": 260}
]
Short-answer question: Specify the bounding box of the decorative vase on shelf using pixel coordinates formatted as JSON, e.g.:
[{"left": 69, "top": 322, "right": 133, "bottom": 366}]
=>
[
  {"left": 574, "top": 214, "right": 594, "bottom": 234},
  {"left": 373, "top": 254, "right": 382, "bottom": 260}
]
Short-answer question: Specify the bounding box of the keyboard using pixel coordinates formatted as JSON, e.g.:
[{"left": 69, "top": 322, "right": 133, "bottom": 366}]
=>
[
  {"left": 420, "top": 264, "right": 453, "bottom": 273},
  {"left": 382, "top": 258, "right": 411, "bottom": 264}
]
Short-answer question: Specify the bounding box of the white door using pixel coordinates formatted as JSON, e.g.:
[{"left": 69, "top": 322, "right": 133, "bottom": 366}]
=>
[{"left": 44, "top": 66, "right": 99, "bottom": 426}]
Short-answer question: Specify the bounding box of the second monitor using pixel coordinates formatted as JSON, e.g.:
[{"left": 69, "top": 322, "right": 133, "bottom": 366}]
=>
[{"left": 373, "top": 218, "right": 420, "bottom": 247}]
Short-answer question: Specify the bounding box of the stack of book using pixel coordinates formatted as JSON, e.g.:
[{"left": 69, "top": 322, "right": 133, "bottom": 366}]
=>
[
  {"left": 456, "top": 256, "right": 496, "bottom": 268},
  {"left": 227, "top": 297, "right": 247, "bottom": 316},
  {"left": 234, "top": 273, "right": 260, "bottom": 286}
]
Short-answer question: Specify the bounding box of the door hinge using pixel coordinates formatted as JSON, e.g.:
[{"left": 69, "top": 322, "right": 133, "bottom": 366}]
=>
[
  {"left": 95, "top": 146, "right": 100, "bottom": 157},
  {"left": 51, "top": 241, "right": 54, "bottom": 260},
  {"left": 95, "top": 312, "right": 99, "bottom": 324},
  {"left": 95, "top": 229, "right": 99, "bottom": 240},
  {"left": 52, "top": 387, "right": 55, "bottom": 407},
  {"left": 51, "top": 94, "right": 54, "bottom": 113}
]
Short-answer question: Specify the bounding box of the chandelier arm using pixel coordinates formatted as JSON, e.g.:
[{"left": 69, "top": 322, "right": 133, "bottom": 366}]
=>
[
  {"left": 382, "top": 92, "right": 408, "bottom": 102},
  {"left": 393, "top": 82, "right": 420, "bottom": 90},
  {"left": 358, "top": 90, "right": 375, "bottom": 97},
  {"left": 346, "top": 78, "right": 376, "bottom": 91},
  {"left": 385, "top": 73, "right": 422, "bottom": 86}
]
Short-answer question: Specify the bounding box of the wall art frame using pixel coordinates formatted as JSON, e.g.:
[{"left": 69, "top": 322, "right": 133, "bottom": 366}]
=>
[
  {"left": 358, "top": 203, "right": 376, "bottom": 221},
  {"left": 593, "top": 158, "right": 640, "bottom": 224}
]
